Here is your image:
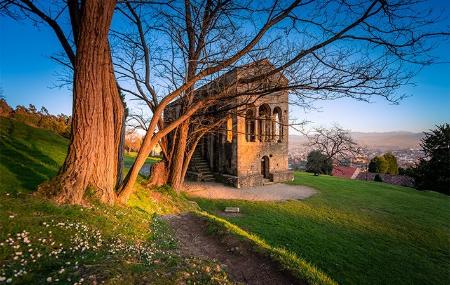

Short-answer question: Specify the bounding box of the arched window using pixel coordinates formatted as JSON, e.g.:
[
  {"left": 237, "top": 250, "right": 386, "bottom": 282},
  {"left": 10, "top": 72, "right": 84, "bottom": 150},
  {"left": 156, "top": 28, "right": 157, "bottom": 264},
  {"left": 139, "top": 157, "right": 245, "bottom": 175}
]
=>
[
  {"left": 245, "top": 109, "right": 256, "bottom": 142},
  {"left": 226, "top": 115, "right": 233, "bottom": 142},
  {"left": 273, "top": 107, "right": 282, "bottom": 142},
  {"left": 258, "top": 104, "right": 271, "bottom": 142}
]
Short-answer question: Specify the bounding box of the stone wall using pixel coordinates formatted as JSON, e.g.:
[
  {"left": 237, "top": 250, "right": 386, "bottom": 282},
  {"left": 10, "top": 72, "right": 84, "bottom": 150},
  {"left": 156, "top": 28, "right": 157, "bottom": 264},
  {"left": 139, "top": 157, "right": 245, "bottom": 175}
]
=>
[
  {"left": 167, "top": 60, "right": 293, "bottom": 188},
  {"left": 235, "top": 91, "right": 290, "bottom": 177},
  {"left": 216, "top": 173, "right": 265, "bottom": 188},
  {"left": 356, "top": 172, "right": 415, "bottom": 187},
  {"left": 270, "top": 171, "right": 294, "bottom": 183}
]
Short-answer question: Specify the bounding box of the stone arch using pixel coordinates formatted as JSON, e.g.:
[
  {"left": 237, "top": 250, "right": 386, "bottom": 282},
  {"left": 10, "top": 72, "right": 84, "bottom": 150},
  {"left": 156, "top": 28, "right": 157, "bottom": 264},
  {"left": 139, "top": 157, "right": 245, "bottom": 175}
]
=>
[
  {"left": 261, "top": 155, "right": 270, "bottom": 178},
  {"left": 273, "top": 106, "right": 282, "bottom": 142},
  {"left": 258, "top": 104, "right": 271, "bottom": 142},
  {"left": 245, "top": 107, "right": 256, "bottom": 142}
]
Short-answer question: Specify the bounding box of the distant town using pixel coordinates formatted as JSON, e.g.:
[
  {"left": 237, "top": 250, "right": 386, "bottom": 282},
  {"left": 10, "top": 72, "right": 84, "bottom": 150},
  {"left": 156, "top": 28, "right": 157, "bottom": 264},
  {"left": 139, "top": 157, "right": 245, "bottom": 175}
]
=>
[{"left": 288, "top": 133, "right": 424, "bottom": 170}]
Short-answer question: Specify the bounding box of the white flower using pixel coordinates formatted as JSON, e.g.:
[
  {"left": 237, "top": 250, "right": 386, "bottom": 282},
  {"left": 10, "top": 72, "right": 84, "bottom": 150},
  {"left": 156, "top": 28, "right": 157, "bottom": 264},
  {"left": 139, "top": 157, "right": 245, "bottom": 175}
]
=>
[
  {"left": 46, "top": 277, "right": 52, "bottom": 282},
  {"left": 6, "top": 278, "right": 12, "bottom": 283}
]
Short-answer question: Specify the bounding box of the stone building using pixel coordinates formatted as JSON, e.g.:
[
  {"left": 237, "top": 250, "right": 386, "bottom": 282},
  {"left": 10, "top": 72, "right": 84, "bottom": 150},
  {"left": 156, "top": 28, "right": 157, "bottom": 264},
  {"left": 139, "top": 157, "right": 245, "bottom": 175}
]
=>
[{"left": 165, "top": 60, "right": 294, "bottom": 188}]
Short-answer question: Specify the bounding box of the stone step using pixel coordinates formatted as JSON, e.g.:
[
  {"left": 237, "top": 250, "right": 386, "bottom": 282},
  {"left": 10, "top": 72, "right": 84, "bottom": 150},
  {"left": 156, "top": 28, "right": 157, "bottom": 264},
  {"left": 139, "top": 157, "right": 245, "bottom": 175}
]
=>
[
  {"left": 188, "top": 153, "right": 215, "bottom": 182},
  {"left": 194, "top": 164, "right": 210, "bottom": 168},
  {"left": 262, "top": 178, "right": 273, "bottom": 186},
  {"left": 193, "top": 160, "right": 208, "bottom": 163},
  {"left": 195, "top": 164, "right": 210, "bottom": 168}
]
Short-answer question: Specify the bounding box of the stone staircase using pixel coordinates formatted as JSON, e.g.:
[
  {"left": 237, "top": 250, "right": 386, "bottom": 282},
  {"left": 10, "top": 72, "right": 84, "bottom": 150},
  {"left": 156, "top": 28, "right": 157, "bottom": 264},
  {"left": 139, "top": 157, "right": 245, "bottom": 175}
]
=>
[
  {"left": 189, "top": 152, "right": 215, "bottom": 182},
  {"left": 262, "top": 178, "right": 274, "bottom": 186}
]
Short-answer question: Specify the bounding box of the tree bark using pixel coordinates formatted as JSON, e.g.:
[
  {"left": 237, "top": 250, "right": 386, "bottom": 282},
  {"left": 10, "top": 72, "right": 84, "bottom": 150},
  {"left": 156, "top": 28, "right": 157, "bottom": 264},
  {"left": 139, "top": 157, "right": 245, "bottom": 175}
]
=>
[
  {"left": 38, "top": 0, "right": 122, "bottom": 205},
  {"left": 117, "top": 100, "right": 204, "bottom": 203},
  {"left": 180, "top": 133, "right": 204, "bottom": 186},
  {"left": 147, "top": 161, "right": 168, "bottom": 187},
  {"left": 168, "top": 120, "right": 189, "bottom": 192},
  {"left": 117, "top": 101, "right": 127, "bottom": 187}
]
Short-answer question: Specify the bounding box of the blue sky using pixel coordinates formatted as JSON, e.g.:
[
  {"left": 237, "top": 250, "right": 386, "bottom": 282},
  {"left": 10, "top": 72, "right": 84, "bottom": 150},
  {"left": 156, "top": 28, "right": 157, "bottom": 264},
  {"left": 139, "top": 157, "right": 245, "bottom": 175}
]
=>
[{"left": 1, "top": 2, "right": 449, "bottom": 133}]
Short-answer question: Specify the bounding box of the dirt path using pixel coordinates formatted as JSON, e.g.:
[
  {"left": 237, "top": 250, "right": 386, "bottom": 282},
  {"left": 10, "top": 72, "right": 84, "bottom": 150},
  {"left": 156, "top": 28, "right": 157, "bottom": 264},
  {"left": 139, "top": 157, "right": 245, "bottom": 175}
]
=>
[
  {"left": 163, "top": 213, "right": 304, "bottom": 285},
  {"left": 183, "top": 182, "right": 317, "bottom": 201}
]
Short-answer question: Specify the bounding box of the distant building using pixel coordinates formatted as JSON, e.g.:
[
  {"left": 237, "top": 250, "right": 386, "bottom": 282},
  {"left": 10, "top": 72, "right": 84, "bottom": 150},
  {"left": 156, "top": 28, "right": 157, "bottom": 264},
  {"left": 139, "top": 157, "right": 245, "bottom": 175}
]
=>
[
  {"left": 356, "top": 172, "right": 415, "bottom": 187},
  {"left": 332, "top": 166, "right": 360, "bottom": 179}
]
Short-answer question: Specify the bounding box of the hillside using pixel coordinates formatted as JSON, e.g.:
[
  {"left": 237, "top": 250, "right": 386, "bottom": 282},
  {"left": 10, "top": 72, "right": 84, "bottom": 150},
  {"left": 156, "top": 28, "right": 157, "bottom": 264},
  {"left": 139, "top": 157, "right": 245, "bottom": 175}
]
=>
[
  {"left": 0, "top": 118, "right": 233, "bottom": 284},
  {"left": 0, "top": 118, "right": 328, "bottom": 285},
  {"left": 2, "top": 118, "right": 448, "bottom": 285},
  {"left": 195, "top": 173, "right": 450, "bottom": 285},
  {"left": 289, "top": 131, "right": 423, "bottom": 151},
  {"left": 0, "top": 117, "right": 69, "bottom": 193}
]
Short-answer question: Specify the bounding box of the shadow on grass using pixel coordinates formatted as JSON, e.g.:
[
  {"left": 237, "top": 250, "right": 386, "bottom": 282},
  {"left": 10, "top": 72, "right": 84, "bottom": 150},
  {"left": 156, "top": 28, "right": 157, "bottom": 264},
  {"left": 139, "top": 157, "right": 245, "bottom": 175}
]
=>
[{"left": 0, "top": 121, "right": 61, "bottom": 192}]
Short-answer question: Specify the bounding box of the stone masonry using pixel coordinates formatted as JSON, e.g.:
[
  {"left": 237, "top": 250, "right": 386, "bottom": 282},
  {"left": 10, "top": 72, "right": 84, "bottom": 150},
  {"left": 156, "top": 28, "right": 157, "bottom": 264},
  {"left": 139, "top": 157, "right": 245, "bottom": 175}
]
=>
[{"left": 166, "top": 60, "right": 294, "bottom": 188}]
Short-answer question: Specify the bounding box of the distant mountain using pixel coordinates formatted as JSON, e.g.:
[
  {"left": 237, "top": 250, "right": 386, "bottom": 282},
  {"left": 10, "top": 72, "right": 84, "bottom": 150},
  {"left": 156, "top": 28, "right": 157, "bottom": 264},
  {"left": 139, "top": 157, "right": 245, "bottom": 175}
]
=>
[{"left": 289, "top": 131, "right": 424, "bottom": 151}]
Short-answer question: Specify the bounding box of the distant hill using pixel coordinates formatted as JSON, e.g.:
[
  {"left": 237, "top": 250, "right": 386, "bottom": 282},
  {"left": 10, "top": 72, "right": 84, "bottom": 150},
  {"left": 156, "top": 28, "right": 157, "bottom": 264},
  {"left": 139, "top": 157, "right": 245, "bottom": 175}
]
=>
[{"left": 289, "top": 131, "right": 424, "bottom": 151}]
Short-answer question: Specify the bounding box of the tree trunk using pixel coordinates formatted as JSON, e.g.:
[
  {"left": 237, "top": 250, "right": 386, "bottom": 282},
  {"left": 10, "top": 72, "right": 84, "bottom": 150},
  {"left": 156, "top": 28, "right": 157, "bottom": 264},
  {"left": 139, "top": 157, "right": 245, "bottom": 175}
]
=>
[
  {"left": 168, "top": 121, "right": 189, "bottom": 192},
  {"left": 117, "top": 102, "right": 127, "bottom": 187},
  {"left": 147, "top": 161, "right": 168, "bottom": 187},
  {"left": 38, "top": 0, "right": 122, "bottom": 205}
]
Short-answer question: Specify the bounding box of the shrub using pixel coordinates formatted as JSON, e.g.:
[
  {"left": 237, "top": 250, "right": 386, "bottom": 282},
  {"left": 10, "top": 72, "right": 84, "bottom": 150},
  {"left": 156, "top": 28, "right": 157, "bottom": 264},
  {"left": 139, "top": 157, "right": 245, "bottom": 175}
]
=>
[
  {"left": 383, "top": 153, "right": 399, "bottom": 175},
  {"left": 374, "top": 174, "right": 383, "bottom": 182},
  {"left": 306, "top": 150, "right": 333, "bottom": 176},
  {"left": 0, "top": 100, "right": 71, "bottom": 138},
  {"left": 368, "top": 156, "right": 388, "bottom": 173}
]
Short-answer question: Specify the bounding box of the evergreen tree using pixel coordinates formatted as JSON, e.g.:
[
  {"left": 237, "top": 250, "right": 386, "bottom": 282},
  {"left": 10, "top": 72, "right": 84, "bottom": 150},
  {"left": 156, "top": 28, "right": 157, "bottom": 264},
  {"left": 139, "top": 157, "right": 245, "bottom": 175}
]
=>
[
  {"left": 306, "top": 150, "right": 333, "bottom": 176},
  {"left": 414, "top": 124, "right": 450, "bottom": 194}
]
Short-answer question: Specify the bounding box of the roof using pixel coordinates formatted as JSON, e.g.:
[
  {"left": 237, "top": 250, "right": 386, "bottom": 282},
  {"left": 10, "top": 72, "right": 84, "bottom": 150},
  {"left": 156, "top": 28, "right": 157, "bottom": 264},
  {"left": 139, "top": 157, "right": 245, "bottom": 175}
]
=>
[
  {"left": 332, "top": 166, "right": 360, "bottom": 179},
  {"left": 166, "top": 59, "right": 288, "bottom": 108}
]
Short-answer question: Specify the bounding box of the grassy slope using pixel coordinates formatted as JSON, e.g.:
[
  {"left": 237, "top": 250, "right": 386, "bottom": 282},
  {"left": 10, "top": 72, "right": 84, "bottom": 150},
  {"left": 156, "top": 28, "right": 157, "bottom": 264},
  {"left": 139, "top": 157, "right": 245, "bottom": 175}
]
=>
[
  {"left": 123, "top": 151, "right": 160, "bottom": 170},
  {"left": 194, "top": 172, "right": 450, "bottom": 285},
  {"left": 0, "top": 117, "right": 231, "bottom": 284},
  {"left": 0, "top": 117, "right": 68, "bottom": 193}
]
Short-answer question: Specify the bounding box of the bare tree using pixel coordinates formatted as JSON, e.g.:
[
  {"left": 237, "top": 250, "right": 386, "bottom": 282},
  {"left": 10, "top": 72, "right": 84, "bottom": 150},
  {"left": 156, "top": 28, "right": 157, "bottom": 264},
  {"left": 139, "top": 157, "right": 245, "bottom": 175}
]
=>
[
  {"left": 306, "top": 125, "right": 362, "bottom": 164},
  {"left": 2, "top": 0, "right": 125, "bottom": 205},
  {"left": 113, "top": 0, "right": 449, "bottom": 202}
]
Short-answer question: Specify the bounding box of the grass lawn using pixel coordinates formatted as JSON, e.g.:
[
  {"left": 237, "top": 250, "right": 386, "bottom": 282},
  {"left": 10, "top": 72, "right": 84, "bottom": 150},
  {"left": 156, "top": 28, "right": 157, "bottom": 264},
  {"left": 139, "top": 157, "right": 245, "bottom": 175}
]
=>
[
  {"left": 123, "top": 151, "right": 160, "bottom": 170},
  {"left": 194, "top": 172, "right": 450, "bottom": 285},
  {"left": 2, "top": 117, "right": 449, "bottom": 284},
  {"left": 0, "top": 118, "right": 231, "bottom": 284}
]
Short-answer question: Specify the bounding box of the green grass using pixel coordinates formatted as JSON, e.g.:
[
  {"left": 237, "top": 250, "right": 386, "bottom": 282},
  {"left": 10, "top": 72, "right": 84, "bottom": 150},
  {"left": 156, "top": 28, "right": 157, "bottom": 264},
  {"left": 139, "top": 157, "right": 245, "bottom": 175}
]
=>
[
  {"left": 3, "top": 117, "right": 449, "bottom": 284},
  {"left": 193, "top": 172, "right": 450, "bottom": 285},
  {"left": 194, "top": 210, "right": 336, "bottom": 285},
  {"left": 123, "top": 151, "right": 160, "bottom": 170},
  {"left": 0, "top": 118, "right": 232, "bottom": 284},
  {"left": 0, "top": 117, "right": 68, "bottom": 193}
]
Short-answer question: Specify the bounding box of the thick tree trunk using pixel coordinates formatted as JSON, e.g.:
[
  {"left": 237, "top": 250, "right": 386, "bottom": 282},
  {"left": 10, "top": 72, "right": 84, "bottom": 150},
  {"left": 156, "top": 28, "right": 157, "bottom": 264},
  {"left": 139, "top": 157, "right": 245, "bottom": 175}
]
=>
[
  {"left": 147, "top": 161, "right": 168, "bottom": 187},
  {"left": 168, "top": 121, "right": 189, "bottom": 192},
  {"left": 38, "top": 0, "right": 122, "bottom": 205},
  {"left": 117, "top": 100, "right": 204, "bottom": 203}
]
